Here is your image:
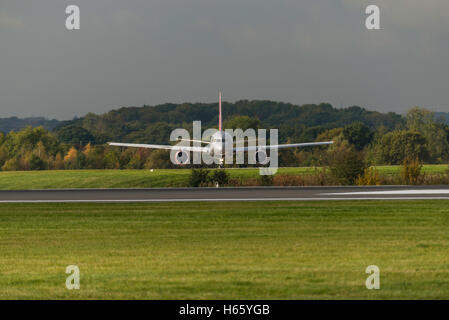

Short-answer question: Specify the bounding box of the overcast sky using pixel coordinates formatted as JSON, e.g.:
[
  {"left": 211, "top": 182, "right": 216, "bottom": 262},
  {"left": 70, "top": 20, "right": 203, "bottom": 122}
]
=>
[{"left": 1, "top": 0, "right": 448, "bottom": 119}]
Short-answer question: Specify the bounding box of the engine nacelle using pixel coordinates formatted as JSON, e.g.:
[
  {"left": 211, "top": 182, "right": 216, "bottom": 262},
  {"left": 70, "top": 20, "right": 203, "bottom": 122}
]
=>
[
  {"left": 174, "top": 150, "right": 190, "bottom": 165},
  {"left": 255, "top": 149, "right": 269, "bottom": 165}
]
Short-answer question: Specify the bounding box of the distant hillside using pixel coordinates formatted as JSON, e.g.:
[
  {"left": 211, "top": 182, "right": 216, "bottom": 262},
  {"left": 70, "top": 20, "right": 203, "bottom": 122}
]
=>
[
  {"left": 55, "top": 101, "right": 404, "bottom": 144},
  {"left": 0, "top": 117, "right": 60, "bottom": 134}
]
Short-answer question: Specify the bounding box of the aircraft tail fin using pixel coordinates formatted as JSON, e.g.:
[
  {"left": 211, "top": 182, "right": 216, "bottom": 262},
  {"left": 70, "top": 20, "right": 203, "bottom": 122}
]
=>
[{"left": 219, "top": 91, "right": 222, "bottom": 131}]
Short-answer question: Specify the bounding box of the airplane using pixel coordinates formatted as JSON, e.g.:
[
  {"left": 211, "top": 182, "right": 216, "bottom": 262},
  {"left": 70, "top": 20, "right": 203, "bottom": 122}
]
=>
[{"left": 108, "top": 92, "right": 334, "bottom": 166}]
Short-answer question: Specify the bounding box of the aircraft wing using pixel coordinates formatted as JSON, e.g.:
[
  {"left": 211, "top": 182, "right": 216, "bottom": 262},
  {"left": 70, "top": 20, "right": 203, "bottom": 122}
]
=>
[
  {"left": 108, "top": 142, "right": 208, "bottom": 153},
  {"left": 234, "top": 141, "right": 333, "bottom": 152}
]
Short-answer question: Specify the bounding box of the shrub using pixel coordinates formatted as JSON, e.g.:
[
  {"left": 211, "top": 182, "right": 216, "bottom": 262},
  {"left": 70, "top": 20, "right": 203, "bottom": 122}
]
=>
[
  {"left": 189, "top": 168, "right": 210, "bottom": 187},
  {"left": 328, "top": 144, "right": 367, "bottom": 185},
  {"left": 312, "top": 167, "right": 331, "bottom": 186},
  {"left": 356, "top": 167, "right": 381, "bottom": 186},
  {"left": 400, "top": 158, "right": 423, "bottom": 185},
  {"left": 420, "top": 173, "right": 449, "bottom": 185},
  {"left": 227, "top": 178, "right": 261, "bottom": 186},
  {"left": 259, "top": 174, "right": 274, "bottom": 186},
  {"left": 273, "top": 175, "right": 304, "bottom": 186},
  {"left": 271, "top": 171, "right": 336, "bottom": 187},
  {"left": 210, "top": 169, "right": 230, "bottom": 186}
]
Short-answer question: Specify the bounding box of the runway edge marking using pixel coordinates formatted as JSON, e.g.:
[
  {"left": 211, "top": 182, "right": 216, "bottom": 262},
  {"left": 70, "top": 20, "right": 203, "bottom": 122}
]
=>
[{"left": 1, "top": 197, "right": 449, "bottom": 203}]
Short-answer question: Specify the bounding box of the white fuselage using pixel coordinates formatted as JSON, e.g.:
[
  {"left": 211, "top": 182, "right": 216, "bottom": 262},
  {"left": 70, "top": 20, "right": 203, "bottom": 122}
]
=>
[{"left": 209, "top": 131, "right": 233, "bottom": 161}]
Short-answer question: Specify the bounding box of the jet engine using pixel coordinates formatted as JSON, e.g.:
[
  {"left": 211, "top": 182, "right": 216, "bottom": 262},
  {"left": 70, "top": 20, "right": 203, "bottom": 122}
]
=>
[
  {"left": 255, "top": 149, "right": 269, "bottom": 165},
  {"left": 174, "top": 150, "right": 190, "bottom": 165}
]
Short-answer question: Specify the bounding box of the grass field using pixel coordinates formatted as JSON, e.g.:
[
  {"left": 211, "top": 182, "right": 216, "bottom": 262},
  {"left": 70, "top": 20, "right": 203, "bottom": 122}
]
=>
[
  {"left": 1, "top": 200, "right": 449, "bottom": 299},
  {"left": 0, "top": 165, "right": 447, "bottom": 190}
]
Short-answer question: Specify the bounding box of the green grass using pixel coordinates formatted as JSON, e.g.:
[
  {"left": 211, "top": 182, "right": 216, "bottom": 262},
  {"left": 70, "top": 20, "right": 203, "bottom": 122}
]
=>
[
  {"left": 0, "top": 169, "right": 192, "bottom": 190},
  {"left": 376, "top": 164, "right": 449, "bottom": 176},
  {"left": 0, "top": 168, "right": 305, "bottom": 190},
  {"left": 0, "top": 165, "right": 447, "bottom": 190},
  {"left": 1, "top": 201, "right": 449, "bottom": 299}
]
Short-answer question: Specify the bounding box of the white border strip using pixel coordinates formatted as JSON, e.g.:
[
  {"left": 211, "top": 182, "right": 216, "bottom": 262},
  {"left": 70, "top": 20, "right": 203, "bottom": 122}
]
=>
[{"left": 323, "top": 189, "right": 449, "bottom": 195}]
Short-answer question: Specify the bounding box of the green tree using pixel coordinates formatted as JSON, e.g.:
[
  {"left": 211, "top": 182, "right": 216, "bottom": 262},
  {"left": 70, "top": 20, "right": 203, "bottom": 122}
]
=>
[
  {"left": 2, "top": 158, "right": 20, "bottom": 171},
  {"left": 144, "top": 150, "right": 173, "bottom": 169},
  {"left": 0, "top": 146, "right": 8, "bottom": 169},
  {"left": 224, "top": 116, "right": 261, "bottom": 131},
  {"left": 279, "top": 148, "right": 297, "bottom": 167},
  {"left": 446, "top": 127, "right": 449, "bottom": 145},
  {"left": 53, "top": 99, "right": 404, "bottom": 147},
  {"left": 375, "top": 130, "right": 429, "bottom": 165},
  {"left": 75, "top": 152, "right": 87, "bottom": 169},
  {"left": 343, "top": 122, "right": 373, "bottom": 151},
  {"left": 56, "top": 125, "right": 96, "bottom": 146},
  {"left": 316, "top": 128, "right": 344, "bottom": 142},
  {"left": 3, "top": 126, "right": 61, "bottom": 158},
  {"left": 406, "top": 108, "right": 449, "bottom": 162},
  {"left": 29, "top": 154, "right": 46, "bottom": 170},
  {"left": 104, "top": 149, "right": 120, "bottom": 169},
  {"left": 126, "top": 152, "right": 144, "bottom": 169}
]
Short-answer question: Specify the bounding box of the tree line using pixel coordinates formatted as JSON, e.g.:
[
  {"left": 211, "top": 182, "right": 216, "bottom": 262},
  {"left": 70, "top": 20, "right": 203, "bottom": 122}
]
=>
[
  {"left": 54, "top": 100, "right": 405, "bottom": 145},
  {"left": 0, "top": 106, "right": 448, "bottom": 172}
]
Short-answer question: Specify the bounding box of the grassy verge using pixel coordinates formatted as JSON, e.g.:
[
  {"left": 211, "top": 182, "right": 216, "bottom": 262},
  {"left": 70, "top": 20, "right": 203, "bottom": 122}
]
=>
[
  {"left": 1, "top": 201, "right": 449, "bottom": 299},
  {"left": 376, "top": 164, "right": 449, "bottom": 176},
  {"left": 0, "top": 165, "right": 447, "bottom": 190},
  {"left": 0, "top": 168, "right": 312, "bottom": 190}
]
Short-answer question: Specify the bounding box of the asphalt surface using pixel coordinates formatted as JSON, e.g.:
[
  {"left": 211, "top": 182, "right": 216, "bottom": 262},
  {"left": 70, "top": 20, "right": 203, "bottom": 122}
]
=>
[{"left": 0, "top": 186, "right": 449, "bottom": 202}]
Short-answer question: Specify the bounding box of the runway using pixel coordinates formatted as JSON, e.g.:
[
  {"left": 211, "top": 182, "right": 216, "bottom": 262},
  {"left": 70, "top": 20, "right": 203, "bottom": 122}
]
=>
[{"left": 0, "top": 186, "right": 449, "bottom": 202}]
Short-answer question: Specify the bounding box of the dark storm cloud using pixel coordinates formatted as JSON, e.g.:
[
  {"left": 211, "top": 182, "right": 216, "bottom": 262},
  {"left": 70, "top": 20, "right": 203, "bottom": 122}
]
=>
[{"left": 0, "top": 0, "right": 448, "bottom": 119}]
